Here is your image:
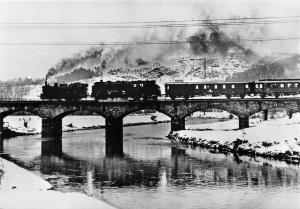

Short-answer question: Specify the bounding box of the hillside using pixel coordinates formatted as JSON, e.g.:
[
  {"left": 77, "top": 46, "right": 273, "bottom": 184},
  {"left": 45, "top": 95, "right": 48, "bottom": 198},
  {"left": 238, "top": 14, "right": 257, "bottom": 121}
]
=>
[{"left": 227, "top": 54, "right": 300, "bottom": 82}]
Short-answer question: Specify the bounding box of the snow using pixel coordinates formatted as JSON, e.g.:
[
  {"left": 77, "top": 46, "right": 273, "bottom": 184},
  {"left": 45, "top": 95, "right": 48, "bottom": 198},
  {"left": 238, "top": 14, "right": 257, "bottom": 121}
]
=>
[
  {"left": 0, "top": 157, "right": 116, "bottom": 209},
  {"left": 171, "top": 113, "right": 300, "bottom": 161},
  {"left": 23, "top": 85, "right": 43, "bottom": 100},
  {"left": 188, "top": 110, "right": 233, "bottom": 119}
]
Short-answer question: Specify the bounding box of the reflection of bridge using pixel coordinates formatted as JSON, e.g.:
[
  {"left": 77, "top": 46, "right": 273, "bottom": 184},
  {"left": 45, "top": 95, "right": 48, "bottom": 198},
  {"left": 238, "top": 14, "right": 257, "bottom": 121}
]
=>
[{"left": 0, "top": 98, "right": 299, "bottom": 155}]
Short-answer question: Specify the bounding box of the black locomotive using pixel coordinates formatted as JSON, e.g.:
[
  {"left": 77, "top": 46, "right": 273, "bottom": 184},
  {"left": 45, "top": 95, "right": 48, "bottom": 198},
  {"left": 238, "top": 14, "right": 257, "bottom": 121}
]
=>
[
  {"left": 91, "top": 80, "right": 161, "bottom": 100},
  {"left": 165, "top": 78, "right": 300, "bottom": 99},
  {"left": 40, "top": 81, "right": 88, "bottom": 101}
]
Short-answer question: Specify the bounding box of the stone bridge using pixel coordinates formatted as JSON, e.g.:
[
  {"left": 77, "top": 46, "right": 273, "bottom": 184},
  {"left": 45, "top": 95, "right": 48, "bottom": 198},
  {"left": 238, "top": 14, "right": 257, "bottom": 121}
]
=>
[{"left": 0, "top": 98, "right": 299, "bottom": 155}]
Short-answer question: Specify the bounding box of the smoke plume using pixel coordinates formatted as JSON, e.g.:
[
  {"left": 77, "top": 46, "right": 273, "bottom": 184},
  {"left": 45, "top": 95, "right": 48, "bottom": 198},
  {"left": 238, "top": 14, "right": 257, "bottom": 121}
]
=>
[
  {"left": 188, "top": 26, "right": 248, "bottom": 55},
  {"left": 46, "top": 23, "right": 258, "bottom": 80}
]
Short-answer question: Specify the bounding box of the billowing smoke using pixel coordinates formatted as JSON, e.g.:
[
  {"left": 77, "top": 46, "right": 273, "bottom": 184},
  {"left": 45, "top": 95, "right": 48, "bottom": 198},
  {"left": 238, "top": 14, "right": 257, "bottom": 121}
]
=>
[
  {"left": 188, "top": 26, "right": 247, "bottom": 55},
  {"left": 46, "top": 27, "right": 192, "bottom": 80},
  {"left": 46, "top": 48, "right": 105, "bottom": 79},
  {"left": 46, "top": 23, "right": 258, "bottom": 81}
]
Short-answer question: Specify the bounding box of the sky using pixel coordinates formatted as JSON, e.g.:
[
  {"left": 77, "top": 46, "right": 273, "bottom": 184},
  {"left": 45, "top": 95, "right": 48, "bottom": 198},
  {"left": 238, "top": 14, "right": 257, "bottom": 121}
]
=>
[{"left": 0, "top": 0, "right": 299, "bottom": 80}]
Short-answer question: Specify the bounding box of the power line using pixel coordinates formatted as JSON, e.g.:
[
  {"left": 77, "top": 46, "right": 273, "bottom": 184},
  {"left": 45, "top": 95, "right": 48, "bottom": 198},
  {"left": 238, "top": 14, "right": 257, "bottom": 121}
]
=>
[
  {"left": 1, "top": 15, "right": 300, "bottom": 25},
  {"left": 0, "top": 20, "right": 299, "bottom": 29},
  {"left": 0, "top": 37, "right": 299, "bottom": 46},
  {"left": 0, "top": 16, "right": 299, "bottom": 29}
]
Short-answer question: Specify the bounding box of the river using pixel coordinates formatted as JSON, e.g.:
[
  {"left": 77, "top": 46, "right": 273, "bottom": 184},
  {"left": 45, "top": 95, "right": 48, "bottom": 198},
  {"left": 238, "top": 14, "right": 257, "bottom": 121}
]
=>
[{"left": 1, "top": 118, "right": 300, "bottom": 209}]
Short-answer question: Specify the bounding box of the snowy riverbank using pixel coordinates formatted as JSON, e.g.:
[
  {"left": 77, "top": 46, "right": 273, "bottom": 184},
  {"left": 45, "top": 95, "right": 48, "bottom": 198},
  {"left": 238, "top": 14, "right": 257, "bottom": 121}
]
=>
[
  {"left": 0, "top": 157, "right": 117, "bottom": 209},
  {"left": 169, "top": 113, "right": 300, "bottom": 163}
]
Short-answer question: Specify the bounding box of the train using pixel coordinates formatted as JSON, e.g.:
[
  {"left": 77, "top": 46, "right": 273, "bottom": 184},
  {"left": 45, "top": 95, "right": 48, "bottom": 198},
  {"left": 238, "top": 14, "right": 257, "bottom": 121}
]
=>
[{"left": 40, "top": 78, "right": 300, "bottom": 101}]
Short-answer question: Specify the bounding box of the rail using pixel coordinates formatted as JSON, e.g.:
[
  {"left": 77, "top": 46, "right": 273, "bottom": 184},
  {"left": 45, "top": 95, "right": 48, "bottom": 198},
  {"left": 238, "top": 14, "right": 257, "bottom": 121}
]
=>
[{"left": 0, "top": 96, "right": 300, "bottom": 104}]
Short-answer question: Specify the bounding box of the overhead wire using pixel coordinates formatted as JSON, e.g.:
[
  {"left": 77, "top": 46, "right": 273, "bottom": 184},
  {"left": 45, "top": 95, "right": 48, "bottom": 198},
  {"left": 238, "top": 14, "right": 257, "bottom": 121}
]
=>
[
  {"left": 0, "top": 16, "right": 300, "bottom": 29},
  {"left": 0, "top": 16, "right": 299, "bottom": 45},
  {"left": 0, "top": 37, "right": 299, "bottom": 46},
  {"left": 1, "top": 15, "right": 300, "bottom": 25},
  {"left": 0, "top": 20, "right": 299, "bottom": 29}
]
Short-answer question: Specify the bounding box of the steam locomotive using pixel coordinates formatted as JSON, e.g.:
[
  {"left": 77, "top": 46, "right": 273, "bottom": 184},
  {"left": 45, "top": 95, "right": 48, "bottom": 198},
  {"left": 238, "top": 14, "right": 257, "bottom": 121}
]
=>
[
  {"left": 40, "top": 80, "right": 161, "bottom": 101},
  {"left": 165, "top": 78, "right": 300, "bottom": 99},
  {"left": 91, "top": 80, "right": 161, "bottom": 100},
  {"left": 40, "top": 82, "right": 88, "bottom": 101}
]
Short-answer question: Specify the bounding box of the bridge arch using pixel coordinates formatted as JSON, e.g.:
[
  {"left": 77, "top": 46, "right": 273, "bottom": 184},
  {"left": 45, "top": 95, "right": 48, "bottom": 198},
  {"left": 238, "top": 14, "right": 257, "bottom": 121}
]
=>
[
  {"left": 185, "top": 108, "right": 237, "bottom": 119},
  {"left": 248, "top": 107, "right": 299, "bottom": 119},
  {"left": 0, "top": 109, "right": 43, "bottom": 119},
  {"left": 119, "top": 106, "right": 173, "bottom": 119},
  {"left": 41, "top": 108, "right": 108, "bottom": 138},
  {"left": 52, "top": 109, "right": 107, "bottom": 120},
  {"left": 182, "top": 105, "right": 241, "bottom": 120}
]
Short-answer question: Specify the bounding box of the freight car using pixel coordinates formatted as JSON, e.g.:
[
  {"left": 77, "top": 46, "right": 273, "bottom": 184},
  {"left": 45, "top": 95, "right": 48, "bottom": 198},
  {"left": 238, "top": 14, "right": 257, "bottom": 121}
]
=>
[
  {"left": 40, "top": 82, "right": 88, "bottom": 101},
  {"left": 91, "top": 80, "right": 161, "bottom": 100}
]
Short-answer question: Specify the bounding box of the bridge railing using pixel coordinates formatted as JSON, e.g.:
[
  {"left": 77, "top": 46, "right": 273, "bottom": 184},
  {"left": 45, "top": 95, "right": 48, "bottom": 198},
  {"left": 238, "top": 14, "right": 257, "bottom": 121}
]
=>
[{"left": 0, "top": 97, "right": 42, "bottom": 101}]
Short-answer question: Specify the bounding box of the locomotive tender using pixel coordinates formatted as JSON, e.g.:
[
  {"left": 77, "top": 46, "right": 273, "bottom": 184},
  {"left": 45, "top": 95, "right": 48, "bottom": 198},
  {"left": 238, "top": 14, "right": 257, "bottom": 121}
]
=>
[{"left": 165, "top": 78, "right": 300, "bottom": 99}]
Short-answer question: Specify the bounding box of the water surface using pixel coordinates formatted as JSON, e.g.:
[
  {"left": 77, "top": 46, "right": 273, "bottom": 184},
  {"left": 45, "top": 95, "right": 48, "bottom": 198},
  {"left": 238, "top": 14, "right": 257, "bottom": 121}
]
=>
[{"left": 1, "top": 118, "right": 300, "bottom": 209}]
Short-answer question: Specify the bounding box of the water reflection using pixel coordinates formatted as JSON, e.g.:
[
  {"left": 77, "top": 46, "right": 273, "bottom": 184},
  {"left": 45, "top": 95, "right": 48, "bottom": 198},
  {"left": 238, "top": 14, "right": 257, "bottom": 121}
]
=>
[
  {"left": 1, "top": 122, "right": 300, "bottom": 209},
  {"left": 41, "top": 138, "right": 62, "bottom": 156},
  {"left": 31, "top": 143, "right": 300, "bottom": 192},
  {"left": 0, "top": 136, "right": 3, "bottom": 153}
]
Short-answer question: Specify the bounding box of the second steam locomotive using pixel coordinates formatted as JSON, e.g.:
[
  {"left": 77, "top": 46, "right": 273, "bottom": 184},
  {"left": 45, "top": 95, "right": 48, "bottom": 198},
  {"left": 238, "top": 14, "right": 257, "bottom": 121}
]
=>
[{"left": 41, "top": 78, "right": 300, "bottom": 101}]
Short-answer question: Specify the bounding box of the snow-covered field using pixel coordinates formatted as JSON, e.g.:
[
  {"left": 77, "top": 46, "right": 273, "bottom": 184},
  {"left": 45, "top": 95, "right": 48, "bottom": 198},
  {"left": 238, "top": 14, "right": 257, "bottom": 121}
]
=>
[
  {"left": 170, "top": 113, "right": 300, "bottom": 162},
  {"left": 0, "top": 157, "right": 116, "bottom": 209}
]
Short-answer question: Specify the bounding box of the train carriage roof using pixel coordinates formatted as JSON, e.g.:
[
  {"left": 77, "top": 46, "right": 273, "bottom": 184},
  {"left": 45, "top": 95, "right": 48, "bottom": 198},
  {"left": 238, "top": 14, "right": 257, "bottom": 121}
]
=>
[
  {"left": 165, "top": 81, "right": 248, "bottom": 85},
  {"left": 254, "top": 79, "right": 300, "bottom": 83},
  {"left": 258, "top": 78, "right": 300, "bottom": 81},
  {"left": 165, "top": 79, "right": 300, "bottom": 85}
]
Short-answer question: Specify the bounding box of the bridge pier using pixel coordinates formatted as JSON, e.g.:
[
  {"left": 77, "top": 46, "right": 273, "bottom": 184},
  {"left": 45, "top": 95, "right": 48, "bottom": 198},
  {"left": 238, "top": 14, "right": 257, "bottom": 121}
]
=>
[
  {"left": 263, "top": 109, "right": 268, "bottom": 121},
  {"left": 171, "top": 117, "right": 185, "bottom": 131},
  {"left": 41, "top": 138, "right": 62, "bottom": 156},
  {"left": 42, "top": 118, "right": 62, "bottom": 138},
  {"left": 105, "top": 117, "right": 123, "bottom": 156},
  {"left": 238, "top": 115, "right": 249, "bottom": 129},
  {"left": 0, "top": 134, "right": 3, "bottom": 153},
  {"left": 0, "top": 116, "right": 3, "bottom": 152},
  {"left": 0, "top": 116, "right": 3, "bottom": 137}
]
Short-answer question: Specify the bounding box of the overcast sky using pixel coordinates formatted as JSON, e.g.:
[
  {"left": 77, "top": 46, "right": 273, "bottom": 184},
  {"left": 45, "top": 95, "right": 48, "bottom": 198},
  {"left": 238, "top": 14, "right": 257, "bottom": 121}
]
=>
[{"left": 0, "top": 0, "right": 299, "bottom": 80}]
